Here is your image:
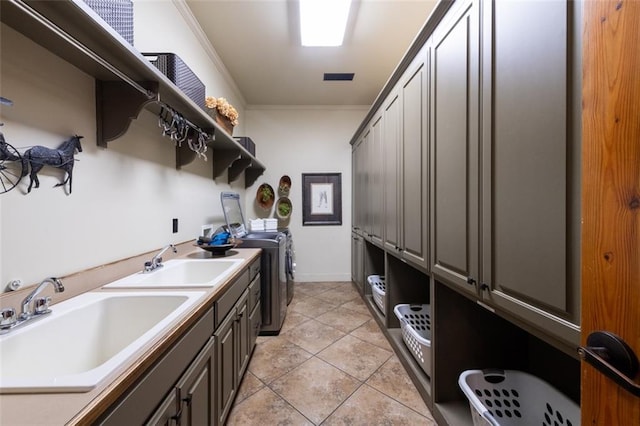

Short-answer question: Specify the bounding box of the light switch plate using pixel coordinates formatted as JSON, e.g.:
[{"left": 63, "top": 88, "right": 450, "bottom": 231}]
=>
[{"left": 201, "top": 224, "right": 214, "bottom": 238}]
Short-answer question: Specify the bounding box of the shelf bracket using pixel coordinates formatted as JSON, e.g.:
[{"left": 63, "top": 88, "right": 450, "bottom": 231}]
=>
[
  {"left": 212, "top": 149, "right": 241, "bottom": 178},
  {"left": 96, "top": 80, "right": 158, "bottom": 147},
  {"left": 245, "top": 167, "right": 265, "bottom": 188},
  {"left": 228, "top": 158, "right": 252, "bottom": 183}
]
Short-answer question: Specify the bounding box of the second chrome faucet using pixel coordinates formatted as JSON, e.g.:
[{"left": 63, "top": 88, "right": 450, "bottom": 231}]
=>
[{"left": 143, "top": 244, "right": 177, "bottom": 273}]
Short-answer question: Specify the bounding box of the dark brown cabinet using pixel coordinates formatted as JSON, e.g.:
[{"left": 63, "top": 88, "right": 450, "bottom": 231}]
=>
[
  {"left": 369, "top": 111, "right": 385, "bottom": 246},
  {"left": 382, "top": 90, "right": 401, "bottom": 253},
  {"left": 148, "top": 337, "right": 216, "bottom": 426},
  {"left": 478, "top": 0, "right": 581, "bottom": 345},
  {"left": 216, "top": 287, "right": 251, "bottom": 425},
  {"left": 98, "top": 259, "right": 260, "bottom": 426},
  {"left": 430, "top": 0, "right": 480, "bottom": 298},
  {"left": 399, "top": 46, "right": 430, "bottom": 271},
  {"left": 350, "top": 0, "right": 582, "bottom": 424}
]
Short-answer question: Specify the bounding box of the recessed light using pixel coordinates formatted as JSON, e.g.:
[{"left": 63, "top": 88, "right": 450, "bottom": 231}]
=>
[{"left": 300, "top": 0, "right": 352, "bottom": 47}]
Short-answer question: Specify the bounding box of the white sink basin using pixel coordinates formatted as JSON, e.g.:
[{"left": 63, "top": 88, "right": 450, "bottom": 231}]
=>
[
  {"left": 104, "top": 258, "right": 243, "bottom": 289},
  {"left": 0, "top": 290, "right": 204, "bottom": 393}
]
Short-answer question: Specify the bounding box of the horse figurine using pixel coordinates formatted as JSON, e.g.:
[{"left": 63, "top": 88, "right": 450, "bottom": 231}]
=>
[{"left": 22, "top": 135, "right": 83, "bottom": 194}]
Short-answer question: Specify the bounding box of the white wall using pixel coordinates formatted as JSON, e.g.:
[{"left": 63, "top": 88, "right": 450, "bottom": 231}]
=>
[
  {"left": 0, "top": 0, "right": 368, "bottom": 290},
  {"left": 244, "top": 107, "right": 367, "bottom": 282},
  {"left": 0, "top": 0, "right": 246, "bottom": 291}
]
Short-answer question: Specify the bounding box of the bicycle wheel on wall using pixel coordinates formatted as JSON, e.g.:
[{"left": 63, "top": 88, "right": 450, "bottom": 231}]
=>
[{"left": 0, "top": 141, "right": 24, "bottom": 194}]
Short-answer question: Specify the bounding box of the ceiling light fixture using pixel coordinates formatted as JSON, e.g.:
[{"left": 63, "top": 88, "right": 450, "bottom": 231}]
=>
[{"left": 300, "top": 0, "right": 352, "bottom": 47}]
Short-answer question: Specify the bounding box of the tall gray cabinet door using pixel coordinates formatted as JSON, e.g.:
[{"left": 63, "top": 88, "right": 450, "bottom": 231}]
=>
[
  {"left": 215, "top": 311, "right": 236, "bottom": 425},
  {"left": 361, "top": 129, "right": 372, "bottom": 236},
  {"left": 352, "top": 137, "right": 364, "bottom": 232},
  {"left": 430, "top": 0, "right": 480, "bottom": 295},
  {"left": 383, "top": 90, "right": 401, "bottom": 253},
  {"left": 401, "top": 46, "right": 430, "bottom": 270},
  {"left": 370, "top": 112, "right": 384, "bottom": 246},
  {"left": 480, "top": 0, "right": 580, "bottom": 344}
]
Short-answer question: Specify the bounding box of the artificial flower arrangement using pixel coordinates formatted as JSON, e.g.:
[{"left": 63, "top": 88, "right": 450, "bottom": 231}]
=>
[{"left": 205, "top": 96, "right": 239, "bottom": 127}]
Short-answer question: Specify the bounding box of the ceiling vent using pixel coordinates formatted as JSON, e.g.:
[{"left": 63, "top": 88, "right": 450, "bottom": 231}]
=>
[{"left": 323, "top": 73, "right": 355, "bottom": 81}]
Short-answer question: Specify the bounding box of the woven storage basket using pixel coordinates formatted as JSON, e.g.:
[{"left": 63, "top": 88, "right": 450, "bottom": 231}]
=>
[
  {"left": 83, "top": 0, "right": 134, "bottom": 44},
  {"left": 393, "top": 304, "right": 432, "bottom": 377},
  {"left": 367, "top": 275, "right": 385, "bottom": 315},
  {"left": 143, "top": 53, "right": 206, "bottom": 110},
  {"left": 459, "top": 369, "right": 580, "bottom": 426}
]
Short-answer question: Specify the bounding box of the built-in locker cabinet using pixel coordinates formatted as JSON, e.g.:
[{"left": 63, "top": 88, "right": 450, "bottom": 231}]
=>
[
  {"left": 430, "top": 0, "right": 480, "bottom": 297},
  {"left": 383, "top": 89, "right": 401, "bottom": 253},
  {"left": 479, "top": 0, "right": 581, "bottom": 346},
  {"left": 369, "top": 111, "right": 385, "bottom": 246},
  {"left": 400, "top": 45, "right": 430, "bottom": 271},
  {"left": 352, "top": 137, "right": 363, "bottom": 233}
]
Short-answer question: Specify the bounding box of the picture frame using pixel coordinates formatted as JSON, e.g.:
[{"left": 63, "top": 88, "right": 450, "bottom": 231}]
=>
[{"left": 302, "top": 173, "right": 342, "bottom": 226}]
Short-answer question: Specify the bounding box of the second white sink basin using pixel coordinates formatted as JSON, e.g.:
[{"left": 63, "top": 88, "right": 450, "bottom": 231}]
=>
[
  {"left": 0, "top": 290, "right": 205, "bottom": 393},
  {"left": 104, "top": 258, "right": 243, "bottom": 288}
]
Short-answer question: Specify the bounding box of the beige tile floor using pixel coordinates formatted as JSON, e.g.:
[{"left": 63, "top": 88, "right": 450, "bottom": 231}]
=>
[{"left": 226, "top": 281, "right": 437, "bottom": 425}]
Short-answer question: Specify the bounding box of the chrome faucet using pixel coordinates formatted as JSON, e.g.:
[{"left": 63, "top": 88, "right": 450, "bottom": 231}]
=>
[
  {"left": 0, "top": 277, "right": 64, "bottom": 334},
  {"left": 144, "top": 244, "right": 177, "bottom": 273},
  {"left": 20, "top": 277, "right": 64, "bottom": 320}
]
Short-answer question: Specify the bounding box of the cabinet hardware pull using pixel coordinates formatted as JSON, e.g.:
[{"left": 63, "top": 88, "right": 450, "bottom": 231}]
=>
[
  {"left": 480, "top": 283, "right": 489, "bottom": 291},
  {"left": 578, "top": 331, "right": 640, "bottom": 397},
  {"left": 466, "top": 277, "right": 476, "bottom": 286}
]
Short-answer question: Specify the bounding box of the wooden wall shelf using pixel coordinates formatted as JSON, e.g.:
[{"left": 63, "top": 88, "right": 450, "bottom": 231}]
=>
[{"left": 0, "top": 0, "right": 265, "bottom": 187}]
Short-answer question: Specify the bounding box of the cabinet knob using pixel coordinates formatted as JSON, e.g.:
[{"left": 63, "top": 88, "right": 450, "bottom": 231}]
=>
[
  {"left": 480, "top": 283, "right": 490, "bottom": 291},
  {"left": 466, "top": 277, "right": 476, "bottom": 286}
]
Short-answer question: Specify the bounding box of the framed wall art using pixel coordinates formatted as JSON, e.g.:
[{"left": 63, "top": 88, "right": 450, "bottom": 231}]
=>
[{"left": 302, "top": 172, "right": 342, "bottom": 226}]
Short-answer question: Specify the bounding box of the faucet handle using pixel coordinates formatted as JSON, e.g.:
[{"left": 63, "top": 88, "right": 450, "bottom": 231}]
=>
[
  {"left": 0, "top": 307, "right": 17, "bottom": 328},
  {"left": 33, "top": 297, "right": 52, "bottom": 315}
]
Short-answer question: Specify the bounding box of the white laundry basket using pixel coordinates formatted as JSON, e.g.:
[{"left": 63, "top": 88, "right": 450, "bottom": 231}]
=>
[
  {"left": 367, "top": 275, "right": 386, "bottom": 315},
  {"left": 393, "top": 304, "right": 431, "bottom": 377},
  {"left": 458, "top": 369, "right": 580, "bottom": 426}
]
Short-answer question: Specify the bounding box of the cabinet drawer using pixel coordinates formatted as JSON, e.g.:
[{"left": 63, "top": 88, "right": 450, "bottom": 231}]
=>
[
  {"left": 216, "top": 269, "right": 249, "bottom": 326},
  {"left": 248, "top": 274, "right": 261, "bottom": 312}
]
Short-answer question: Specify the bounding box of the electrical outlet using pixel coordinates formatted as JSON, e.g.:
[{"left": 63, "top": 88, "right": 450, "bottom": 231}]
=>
[{"left": 172, "top": 218, "right": 178, "bottom": 233}]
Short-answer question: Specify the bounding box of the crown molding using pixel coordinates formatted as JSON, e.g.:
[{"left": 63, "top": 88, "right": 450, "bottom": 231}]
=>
[{"left": 172, "top": 0, "right": 247, "bottom": 107}]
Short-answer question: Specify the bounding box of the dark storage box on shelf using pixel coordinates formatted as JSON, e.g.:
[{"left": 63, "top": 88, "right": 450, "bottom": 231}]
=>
[
  {"left": 142, "top": 53, "right": 206, "bottom": 109},
  {"left": 234, "top": 137, "right": 256, "bottom": 156},
  {"left": 82, "top": 0, "right": 134, "bottom": 44}
]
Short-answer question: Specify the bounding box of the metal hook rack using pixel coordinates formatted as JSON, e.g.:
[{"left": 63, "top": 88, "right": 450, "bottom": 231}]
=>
[{"left": 157, "top": 103, "right": 209, "bottom": 161}]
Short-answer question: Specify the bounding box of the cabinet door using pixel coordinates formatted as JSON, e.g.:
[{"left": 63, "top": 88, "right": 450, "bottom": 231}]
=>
[
  {"left": 249, "top": 300, "right": 261, "bottom": 350},
  {"left": 215, "top": 311, "right": 236, "bottom": 425},
  {"left": 401, "top": 45, "right": 430, "bottom": 270},
  {"left": 361, "top": 128, "right": 372, "bottom": 236},
  {"left": 370, "top": 111, "right": 384, "bottom": 246},
  {"left": 146, "top": 389, "right": 179, "bottom": 426},
  {"left": 236, "top": 291, "right": 250, "bottom": 382},
  {"left": 480, "top": 0, "right": 580, "bottom": 344},
  {"left": 383, "top": 90, "right": 401, "bottom": 253},
  {"left": 430, "top": 0, "right": 480, "bottom": 294},
  {"left": 176, "top": 337, "right": 216, "bottom": 426}
]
